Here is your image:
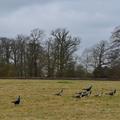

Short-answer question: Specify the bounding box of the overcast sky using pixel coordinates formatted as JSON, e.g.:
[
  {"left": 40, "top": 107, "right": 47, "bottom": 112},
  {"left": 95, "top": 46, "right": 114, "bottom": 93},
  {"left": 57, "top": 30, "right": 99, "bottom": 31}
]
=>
[{"left": 0, "top": 0, "right": 120, "bottom": 51}]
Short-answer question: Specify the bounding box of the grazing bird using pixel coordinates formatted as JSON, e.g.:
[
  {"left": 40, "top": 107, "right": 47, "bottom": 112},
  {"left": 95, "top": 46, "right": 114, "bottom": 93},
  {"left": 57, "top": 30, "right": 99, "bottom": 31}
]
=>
[
  {"left": 81, "top": 92, "right": 88, "bottom": 97},
  {"left": 12, "top": 96, "right": 21, "bottom": 105},
  {"left": 73, "top": 90, "right": 92, "bottom": 98},
  {"left": 81, "top": 90, "right": 92, "bottom": 97},
  {"left": 105, "top": 89, "right": 116, "bottom": 96},
  {"left": 75, "top": 91, "right": 83, "bottom": 95},
  {"left": 82, "top": 85, "right": 92, "bottom": 92},
  {"left": 73, "top": 91, "right": 83, "bottom": 98},
  {"left": 55, "top": 89, "right": 63, "bottom": 96}
]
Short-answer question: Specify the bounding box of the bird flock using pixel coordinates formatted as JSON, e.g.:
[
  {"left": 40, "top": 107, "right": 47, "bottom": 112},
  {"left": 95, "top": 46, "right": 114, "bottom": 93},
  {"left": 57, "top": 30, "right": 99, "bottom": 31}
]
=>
[
  {"left": 55, "top": 85, "right": 117, "bottom": 99},
  {"left": 12, "top": 85, "right": 117, "bottom": 106}
]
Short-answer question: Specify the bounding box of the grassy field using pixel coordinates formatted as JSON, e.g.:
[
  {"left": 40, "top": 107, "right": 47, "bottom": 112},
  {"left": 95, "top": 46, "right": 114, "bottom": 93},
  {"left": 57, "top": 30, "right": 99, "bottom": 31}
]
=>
[{"left": 0, "top": 79, "right": 119, "bottom": 120}]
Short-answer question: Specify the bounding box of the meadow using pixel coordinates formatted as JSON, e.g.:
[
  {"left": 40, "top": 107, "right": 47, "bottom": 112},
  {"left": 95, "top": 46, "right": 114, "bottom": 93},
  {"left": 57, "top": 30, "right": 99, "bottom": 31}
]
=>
[{"left": 0, "top": 79, "right": 119, "bottom": 120}]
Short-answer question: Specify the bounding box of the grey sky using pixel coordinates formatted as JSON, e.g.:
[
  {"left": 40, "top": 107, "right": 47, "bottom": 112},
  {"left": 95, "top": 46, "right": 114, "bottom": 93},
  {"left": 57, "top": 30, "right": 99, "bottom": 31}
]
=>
[{"left": 0, "top": 0, "right": 120, "bottom": 51}]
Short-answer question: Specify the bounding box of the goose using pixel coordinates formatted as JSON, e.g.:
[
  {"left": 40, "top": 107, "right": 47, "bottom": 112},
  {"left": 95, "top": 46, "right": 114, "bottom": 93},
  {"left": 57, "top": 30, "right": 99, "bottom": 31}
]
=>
[
  {"left": 12, "top": 96, "right": 21, "bottom": 105},
  {"left": 82, "top": 85, "right": 92, "bottom": 92},
  {"left": 105, "top": 89, "right": 116, "bottom": 96},
  {"left": 55, "top": 89, "right": 63, "bottom": 96},
  {"left": 81, "top": 90, "right": 92, "bottom": 97}
]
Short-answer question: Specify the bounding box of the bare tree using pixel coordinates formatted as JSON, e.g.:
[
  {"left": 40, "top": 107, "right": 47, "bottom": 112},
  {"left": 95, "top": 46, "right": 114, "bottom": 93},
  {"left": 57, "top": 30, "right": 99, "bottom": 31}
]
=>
[
  {"left": 109, "top": 26, "right": 120, "bottom": 65},
  {"left": 106, "top": 26, "right": 120, "bottom": 78},
  {"left": 17, "top": 35, "right": 28, "bottom": 77},
  {"left": 81, "top": 48, "right": 93, "bottom": 73},
  {"left": 27, "top": 28, "right": 45, "bottom": 77},
  {"left": 91, "top": 40, "right": 108, "bottom": 68},
  {"left": 50, "top": 28, "right": 80, "bottom": 77},
  {"left": 0, "top": 37, "right": 12, "bottom": 64}
]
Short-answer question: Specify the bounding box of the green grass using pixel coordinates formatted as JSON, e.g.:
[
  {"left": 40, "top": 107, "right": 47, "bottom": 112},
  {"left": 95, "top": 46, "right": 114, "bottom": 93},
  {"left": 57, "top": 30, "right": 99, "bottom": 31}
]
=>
[{"left": 0, "top": 79, "right": 119, "bottom": 120}]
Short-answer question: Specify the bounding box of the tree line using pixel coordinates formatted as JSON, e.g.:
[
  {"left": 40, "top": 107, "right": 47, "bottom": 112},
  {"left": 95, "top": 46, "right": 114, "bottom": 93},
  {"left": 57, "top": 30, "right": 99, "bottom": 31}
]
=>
[
  {"left": 81, "top": 26, "right": 120, "bottom": 79},
  {"left": 0, "top": 27, "right": 120, "bottom": 79}
]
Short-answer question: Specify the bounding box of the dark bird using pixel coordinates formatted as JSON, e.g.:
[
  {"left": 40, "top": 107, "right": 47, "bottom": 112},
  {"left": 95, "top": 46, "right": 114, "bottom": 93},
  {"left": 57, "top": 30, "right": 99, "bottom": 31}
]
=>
[
  {"left": 12, "top": 96, "right": 21, "bottom": 105},
  {"left": 73, "top": 90, "right": 92, "bottom": 98},
  {"left": 105, "top": 89, "right": 116, "bottom": 96},
  {"left": 73, "top": 91, "right": 83, "bottom": 98},
  {"left": 82, "top": 85, "right": 92, "bottom": 92},
  {"left": 81, "top": 90, "right": 92, "bottom": 97},
  {"left": 55, "top": 89, "right": 63, "bottom": 96},
  {"left": 75, "top": 91, "right": 83, "bottom": 95},
  {"left": 81, "top": 92, "right": 88, "bottom": 97}
]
